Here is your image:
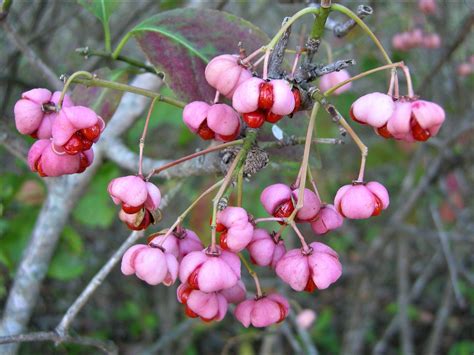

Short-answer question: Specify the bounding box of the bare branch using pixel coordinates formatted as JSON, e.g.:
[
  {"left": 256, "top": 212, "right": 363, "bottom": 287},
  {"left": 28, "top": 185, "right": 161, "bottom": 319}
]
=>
[
  {"left": 430, "top": 205, "right": 466, "bottom": 308},
  {"left": 56, "top": 182, "right": 181, "bottom": 336},
  {"left": 372, "top": 251, "right": 443, "bottom": 354},
  {"left": 0, "top": 74, "right": 163, "bottom": 355},
  {"left": 397, "top": 236, "right": 414, "bottom": 355},
  {"left": 0, "top": 331, "right": 117, "bottom": 354},
  {"left": 1, "top": 21, "right": 63, "bottom": 90},
  {"left": 0, "top": 124, "right": 29, "bottom": 163},
  {"left": 419, "top": 12, "right": 474, "bottom": 92},
  {"left": 423, "top": 285, "right": 454, "bottom": 355}
]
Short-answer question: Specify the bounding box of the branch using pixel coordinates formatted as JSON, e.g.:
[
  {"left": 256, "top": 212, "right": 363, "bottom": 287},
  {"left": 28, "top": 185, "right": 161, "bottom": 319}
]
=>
[
  {"left": 56, "top": 183, "right": 181, "bottom": 336},
  {"left": 430, "top": 204, "right": 466, "bottom": 308},
  {"left": 268, "top": 17, "right": 291, "bottom": 79},
  {"left": 372, "top": 251, "right": 443, "bottom": 354},
  {"left": 141, "top": 319, "right": 195, "bottom": 354},
  {"left": 1, "top": 21, "right": 62, "bottom": 90},
  {"left": 397, "top": 236, "right": 414, "bottom": 355},
  {"left": 423, "top": 284, "right": 454, "bottom": 355},
  {"left": 418, "top": 12, "right": 474, "bottom": 92},
  {"left": 0, "top": 124, "right": 29, "bottom": 163},
  {"left": 103, "top": 137, "right": 223, "bottom": 179},
  {"left": 333, "top": 5, "right": 373, "bottom": 38},
  {"left": 0, "top": 331, "right": 117, "bottom": 354},
  {"left": 0, "top": 74, "right": 163, "bottom": 355}
]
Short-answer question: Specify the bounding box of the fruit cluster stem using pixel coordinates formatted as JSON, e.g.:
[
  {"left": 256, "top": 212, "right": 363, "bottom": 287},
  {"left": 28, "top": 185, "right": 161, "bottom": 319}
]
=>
[
  {"left": 138, "top": 97, "right": 158, "bottom": 177},
  {"left": 71, "top": 76, "right": 186, "bottom": 108},
  {"left": 326, "top": 105, "right": 367, "bottom": 182},
  {"left": 295, "top": 102, "right": 320, "bottom": 212},
  {"left": 290, "top": 221, "right": 311, "bottom": 253},
  {"left": 254, "top": 217, "right": 285, "bottom": 224},
  {"left": 146, "top": 140, "right": 244, "bottom": 180},
  {"left": 76, "top": 47, "right": 157, "bottom": 74},
  {"left": 58, "top": 71, "right": 94, "bottom": 108},
  {"left": 209, "top": 130, "right": 258, "bottom": 252},
  {"left": 401, "top": 65, "right": 415, "bottom": 97},
  {"left": 236, "top": 166, "right": 244, "bottom": 208},
  {"left": 239, "top": 253, "right": 263, "bottom": 298},
  {"left": 323, "top": 61, "right": 404, "bottom": 97},
  {"left": 152, "top": 179, "right": 224, "bottom": 247}
]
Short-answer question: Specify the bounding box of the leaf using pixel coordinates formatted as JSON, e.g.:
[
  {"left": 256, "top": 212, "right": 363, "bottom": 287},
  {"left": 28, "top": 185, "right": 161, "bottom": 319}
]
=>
[
  {"left": 47, "top": 226, "right": 86, "bottom": 281},
  {"left": 48, "top": 253, "right": 85, "bottom": 281},
  {"left": 132, "top": 8, "right": 269, "bottom": 102},
  {"left": 78, "top": 0, "right": 119, "bottom": 25},
  {"left": 71, "top": 67, "right": 128, "bottom": 121}
]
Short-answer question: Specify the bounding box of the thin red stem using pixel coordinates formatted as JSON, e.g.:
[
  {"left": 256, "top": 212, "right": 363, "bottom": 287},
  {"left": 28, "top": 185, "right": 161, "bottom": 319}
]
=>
[
  {"left": 290, "top": 222, "right": 311, "bottom": 253},
  {"left": 146, "top": 140, "right": 243, "bottom": 180},
  {"left": 254, "top": 217, "right": 285, "bottom": 224}
]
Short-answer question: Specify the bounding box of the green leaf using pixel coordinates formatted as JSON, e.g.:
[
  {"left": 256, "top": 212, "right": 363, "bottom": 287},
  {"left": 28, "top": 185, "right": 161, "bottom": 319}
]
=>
[
  {"left": 71, "top": 67, "right": 128, "bottom": 122},
  {"left": 47, "top": 226, "right": 85, "bottom": 281},
  {"left": 77, "top": 0, "right": 118, "bottom": 25},
  {"left": 72, "top": 163, "right": 118, "bottom": 228},
  {"left": 132, "top": 8, "right": 269, "bottom": 102},
  {"left": 48, "top": 253, "right": 85, "bottom": 281}
]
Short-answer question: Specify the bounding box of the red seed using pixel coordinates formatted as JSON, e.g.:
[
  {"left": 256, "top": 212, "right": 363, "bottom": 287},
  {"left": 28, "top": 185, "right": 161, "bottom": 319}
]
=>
[
  {"left": 337, "top": 201, "right": 346, "bottom": 218},
  {"left": 219, "top": 232, "right": 229, "bottom": 250},
  {"left": 266, "top": 111, "right": 283, "bottom": 123},
  {"left": 185, "top": 305, "right": 199, "bottom": 318},
  {"left": 411, "top": 118, "right": 431, "bottom": 141},
  {"left": 178, "top": 285, "right": 193, "bottom": 304},
  {"left": 273, "top": 200, "right": 295, "bottom": 224},
  {"left": 126, "top": 210, "right": 151, "bottom": 231},
  {"left": 377, "top": 124, "right": 393, "bottom": 138},
  {"left": 372, "top": 195, "right": 383, "bottom": 216},
  {"left": 292, "top": 88, "right": 301, "bottom": 113},
  {"left": 258, "top": 82, "right": 274, "bottom": 110},
  {"left": 35, "top": 160, "right": 47, "bottom": 177},
  {"left": 349, "top": 106, "right": 366, "bottom": 125},
  {"left": 243, "top": 111, "right": 265, "bottom": 128},
  {"left": 218, "top": 129, "right": 239, "bottom": 142},
  {"left": 81, "top": 137, "right": 93, "bottom": 150},
  {"left": 200, "top": 316, "right": 214, "bottom": 323},
  {"left": 81, "top": 123, "right": 101, "bottom": 141},
  {"left": 277, "top": 302, "right": 287, "bottom": 323},
  {"left": 122, "top": 203, "right": 143, "bottom": 214},
  {"left": 64, "top": 134, "right": 84, "bottom": 155},
  {"left": 77, "top": 152, "right": 90, "bottom": 173},
  {"left": 197, "top": 121, "right": 215, "bottom": 140},
  {"left": 30, "top": 131, "right": 38, "bottom": 139},
  {"left": 187, "top": 265, "right": 201, "bottom": 290},
  {"left": 304, "top": 277, "right": 317, "bottom": 293}
]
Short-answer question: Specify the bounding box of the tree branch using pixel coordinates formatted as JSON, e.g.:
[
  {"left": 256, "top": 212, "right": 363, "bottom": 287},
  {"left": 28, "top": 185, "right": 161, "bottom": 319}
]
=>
[
  {"left": 56, "top": 182, "right": 180, "bottom": 336},
  {"left": 0, "top": 124, "right": 29, "bottom": 163},
  {"left": 0, "top": 331, "right": 117, "bottom": 354},
  {"left": 1, "top": 21, "right": 63, "bottom": 90},
  {"left": 0, "top": 74, "right": 163, "bottom": 355}
]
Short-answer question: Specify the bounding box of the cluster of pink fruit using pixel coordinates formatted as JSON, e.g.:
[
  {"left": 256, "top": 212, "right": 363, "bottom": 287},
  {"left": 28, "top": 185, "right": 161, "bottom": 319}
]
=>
[
  {"left": 182, "top": 54, "right": 302, "bottom": 139},
  {"left": 114, "top": 161, "right": 390, "bottom": 326},
  {"left": 457, "top": 55, "right": 474, "bottom": 77},
  {"left": 13, "top": 10, "right": 448, "bottom": 326},
  {"left": 392, "top": 29, "right": 441, "bottom": 52},
  {"left": 392, "top": 0, "right": 440, "bottom": 52},
  {"left": 392, "top": 28, "right": 441, "bottom": 51},
  {"left": 350, "top": 92, "right": 445, "bottom": 142},
  {"left": 14, "top": 89, "right": 104, "bottom": 177}
]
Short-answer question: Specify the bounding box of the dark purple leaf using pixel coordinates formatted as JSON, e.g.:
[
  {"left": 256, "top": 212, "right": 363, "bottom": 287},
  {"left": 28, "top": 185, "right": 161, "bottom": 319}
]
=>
[{"left": 133, "top": 8, "right": 269, "bottom": 103}]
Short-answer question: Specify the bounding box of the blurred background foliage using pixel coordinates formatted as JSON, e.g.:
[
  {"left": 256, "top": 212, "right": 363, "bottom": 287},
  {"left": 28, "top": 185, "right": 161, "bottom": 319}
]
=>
[{"left": 1, "top": 0, "right": 473, "bottom": 354}]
